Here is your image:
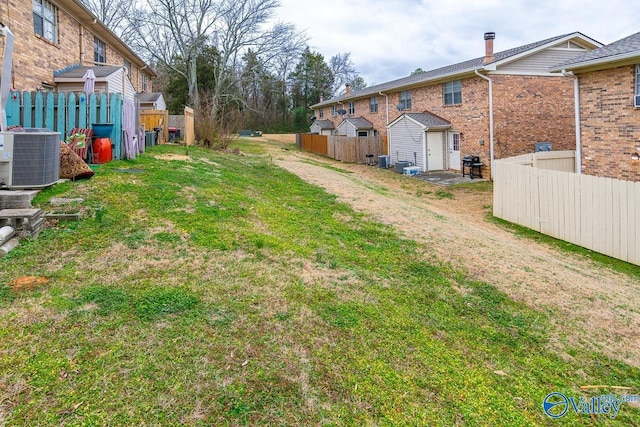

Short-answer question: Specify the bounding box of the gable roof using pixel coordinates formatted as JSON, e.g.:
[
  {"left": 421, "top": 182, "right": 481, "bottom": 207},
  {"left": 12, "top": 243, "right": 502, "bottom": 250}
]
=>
[
  {"left": 54, "top": 65, "right": 122, "bottom": 80},
  {"left": 550, "top": 31, "right": 640, "bottom": 72},
  {"left": 312, "top": 32, "right": 601, "bottom": 108},
  {"left": 388, "top": 112, "right": 451, "bottom": 129},
  {"left": 338, "top": 117, "right": 374, "bottom": 129},
  {"left": 311, "top": 119, "right": 335, "bottom": 129},
  {"left": 136, "top": 92, "right": 164, "bottom": 103}
]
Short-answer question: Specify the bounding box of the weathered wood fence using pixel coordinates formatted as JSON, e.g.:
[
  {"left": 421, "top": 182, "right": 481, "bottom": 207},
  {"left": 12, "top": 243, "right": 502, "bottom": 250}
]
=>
[
  {"left": 140, "top": 109, "right": 169, "bottom": 143},
  {"left": 5, "top": 90, "right": 124, "bottom": 159},
  {"left": 184, "top": 107, "right": 195, "bottom": 146},
  {"left": 493, "top": 150, "right": 640, "bottom": 266},
  {"left": 300, "top": 134, "right": 388, "bottom": 163}
]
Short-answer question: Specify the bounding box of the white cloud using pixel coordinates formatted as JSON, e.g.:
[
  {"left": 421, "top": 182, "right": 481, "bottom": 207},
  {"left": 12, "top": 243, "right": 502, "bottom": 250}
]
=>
[{"left": 274, "top": 0, "right": 640, "bottom": 85}]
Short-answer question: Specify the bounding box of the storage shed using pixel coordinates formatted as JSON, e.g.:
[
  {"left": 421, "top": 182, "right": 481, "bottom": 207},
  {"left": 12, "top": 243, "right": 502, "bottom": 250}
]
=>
[
  {"left": 309, "top": 119, "right": 335, "bottom": 135},
  {"left": 336, "top": 117, "right": 374, "bottom": 137},
  {"left": 136, "top": 92, "right": 167, "bottom": 110},
  {"left": 387, "top": 112, "right": 451, "bottom": 172}
]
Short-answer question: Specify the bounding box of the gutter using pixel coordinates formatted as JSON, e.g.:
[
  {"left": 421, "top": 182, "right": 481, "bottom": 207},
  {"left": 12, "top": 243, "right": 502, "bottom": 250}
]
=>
[
  {"left": 562, "top": 69, "right": 582, "bottom": 174},
  {"left": 475, "top": 69, "right": 494, "bottom": 179}
]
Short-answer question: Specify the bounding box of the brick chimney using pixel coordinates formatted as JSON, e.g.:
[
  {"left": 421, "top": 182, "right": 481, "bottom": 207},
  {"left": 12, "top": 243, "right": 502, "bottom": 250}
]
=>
[
  {"left": 345, "top": 83, "right": 351, "bottom": 96},
  {"left": 484, "top": 32, "right": 496, "bottom": 64}
]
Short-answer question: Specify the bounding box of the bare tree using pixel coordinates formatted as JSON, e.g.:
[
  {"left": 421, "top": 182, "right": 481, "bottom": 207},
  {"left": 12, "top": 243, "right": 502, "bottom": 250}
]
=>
[
  {"left": 79, "top": 0, "right": 135, "bottom": 44},
  {"left": 330, "top": 52, "right": 359, "bottom": 96}
]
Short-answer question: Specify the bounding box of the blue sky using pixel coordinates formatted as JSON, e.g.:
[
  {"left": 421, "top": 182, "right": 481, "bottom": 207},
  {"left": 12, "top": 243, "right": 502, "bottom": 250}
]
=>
[{"left": 276, "top": 0, "right": 640, "bottom": 85}]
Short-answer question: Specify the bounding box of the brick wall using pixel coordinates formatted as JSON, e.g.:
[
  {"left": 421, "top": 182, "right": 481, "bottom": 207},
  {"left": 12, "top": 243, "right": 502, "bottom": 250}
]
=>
[
  {"left": 492, "top": 74, "right": 576, "bottom": 159},
  {"left": 0, "top": 0, "right": 151, "bottom": 92},
  {"left": 578, "top": 65, "right": 640, "bottom": 181},
  {"left": 315, "top": 74, "right": 577, "bottom": 176}
]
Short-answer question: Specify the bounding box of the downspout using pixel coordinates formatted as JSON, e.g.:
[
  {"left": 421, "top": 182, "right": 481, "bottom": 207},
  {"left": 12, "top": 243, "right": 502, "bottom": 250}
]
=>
[
  {"left": 379, "top": 91, "right": 389, "bottom": 125},
  {"left": 475, "top": 69, "right": 494, "bottom": 179},
  {"left": 562, "top": 69, "right": 581, "bottom": 174}
]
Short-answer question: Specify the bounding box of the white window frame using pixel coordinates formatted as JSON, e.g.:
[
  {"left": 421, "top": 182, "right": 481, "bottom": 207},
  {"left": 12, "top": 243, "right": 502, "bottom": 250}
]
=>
[
  {"left": 635, "top": 64, "right": 640, "bottom": 107},
  {"left": 444, "top": 80, "right": 462, "bottom": 105},
  {"left": 32, "top": 0, "right": 58, "bottom": 44},
  {"left": 319, "top": 108, "right": 323, "bottom": 119},
  {"left": 141, "top": 74, "right": 147, "bottom": 92},
  {"left": 332, "top": 105, "right": 337, "bottom": 117},
  {"left": 370, "top": 96, "right": 378, "bottom": 113},
  {"left": 348, "top": 101, "right": 355, "bottom": 115},
  {"left": 399, "top": 90, "right": 411, "bottom": 110},
  {"left": 94, "top": 37, "right": 106, "bottom": 64}
]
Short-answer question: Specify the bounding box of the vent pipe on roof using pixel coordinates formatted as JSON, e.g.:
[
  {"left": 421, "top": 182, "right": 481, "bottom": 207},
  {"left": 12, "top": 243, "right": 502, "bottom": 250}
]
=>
[{"left": 484, "top": 32, "right": 496, "bottom": 64}]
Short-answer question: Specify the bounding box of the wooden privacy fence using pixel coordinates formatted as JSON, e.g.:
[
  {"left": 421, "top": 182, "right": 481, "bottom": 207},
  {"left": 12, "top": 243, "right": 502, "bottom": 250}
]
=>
[
  {"left": 493, "top": 150, "right": 640, "bottom": 266},
  {"left": 5, "top": 90, "right": 124, "bottom": 159},
  {"left": 300, "top": 134, "right": 388, "bottom": 163},
  {"left": 184, "top": 106, "right": 195, "bottom": 146},
  {"left": 140, "top": 109, "right": 169, "bottom": 143}
]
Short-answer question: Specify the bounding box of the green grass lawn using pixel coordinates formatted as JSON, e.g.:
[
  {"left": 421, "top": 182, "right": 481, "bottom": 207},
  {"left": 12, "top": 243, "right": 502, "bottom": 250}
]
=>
[{"left": 0, "top": 142, "right": 638, "bottom": 426}]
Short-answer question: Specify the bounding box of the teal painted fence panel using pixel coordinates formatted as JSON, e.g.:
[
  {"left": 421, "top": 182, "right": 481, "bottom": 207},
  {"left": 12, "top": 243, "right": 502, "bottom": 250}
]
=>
[
  {"left": 23, "top": 92, "right": 32, "bottom": 128},
  {"left": 56, "top": 92, "right": 66, "bottom": 136},
  {"left": 6, "top": 91, "right": 21, "bottom": 127},
  {"left": 34, "top": 92, "right": 44, "bottom": 128},
  {"left": 45, "top": 92, "right": 55, "bottom": 130},
  {"left": 89, "top": 93, "right": 97, "bottom": 127},
  {"left": 110, "top": 93, "right": 122, "bottom": 160},
  {"left": 78, "top": 93, "right": 87, "bottom": 128},
  {"left": 99, "top": 93, "right": 108, "bottom": 123},
  {"left": 4, "top": 91, "right": 124, "bottom": 162}
]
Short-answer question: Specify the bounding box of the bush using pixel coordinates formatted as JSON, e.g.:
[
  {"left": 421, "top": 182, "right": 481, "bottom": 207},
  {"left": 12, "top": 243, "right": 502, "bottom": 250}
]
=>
[{"left": 194, "top": 97, "right": 242, "bottom": 150}]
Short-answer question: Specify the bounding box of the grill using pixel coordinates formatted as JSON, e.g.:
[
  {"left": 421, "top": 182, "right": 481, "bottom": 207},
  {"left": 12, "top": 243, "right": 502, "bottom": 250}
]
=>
[{"left": 462, "top": 155, "right": 484, "bottom": 179}]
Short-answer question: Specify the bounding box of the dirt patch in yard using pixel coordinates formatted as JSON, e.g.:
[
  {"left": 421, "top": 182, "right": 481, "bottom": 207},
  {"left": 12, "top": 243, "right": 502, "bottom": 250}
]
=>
[{"left": 258, "top": 135, "right": 640, "bottom": 367}]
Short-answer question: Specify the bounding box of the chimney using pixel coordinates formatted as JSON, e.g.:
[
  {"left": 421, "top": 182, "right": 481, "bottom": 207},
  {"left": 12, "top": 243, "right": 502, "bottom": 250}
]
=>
[
  {"left": 345, "top": 83, "right": 351, "bottom": 96},
  {"left": 320, "top": 94, "right": 324, "bottom": 102},
  {"left": 484, "top": 32, "right": 495, "bottom": 64}
]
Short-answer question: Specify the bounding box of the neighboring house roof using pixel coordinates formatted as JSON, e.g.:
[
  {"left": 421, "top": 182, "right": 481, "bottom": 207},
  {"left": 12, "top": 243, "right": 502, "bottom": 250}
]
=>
[
  {"left": 136, "top": 92, "right": 163, "bottom": 103},
  {"left": 54, "top": 65, "right": 122, "bottom": 80},
  {"left": 388, "top": 112, "right": 451, "bottom": 129},
  {"left": 339, "top": 117, "right": 374, "bottom": 129},
  {"left": 550, "top": 31, "right": 640, "bottom": 72},
  {"left": 312, "top": 119, "right": 335, "bottom": 129},
  {"left": 312, "top": 32, "right": 601, "bottom": 108}
]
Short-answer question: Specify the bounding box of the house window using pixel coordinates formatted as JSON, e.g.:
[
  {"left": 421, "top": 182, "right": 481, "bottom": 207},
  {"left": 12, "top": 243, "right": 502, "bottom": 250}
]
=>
[
  {"left": 32, "top": 0, "right": 58, "bottom": 44},
  {"left": 319, "top": 108, "right": 324, "bottom": 119},
  {"left": 332, "top": 105, "right": 337, "bottom": 116},
  {"left": 452, "top": 132, "right": 460, "bottom": 151},
  {"left": 141, "top": 74, "right": 147, "bottom": 92},
  {"left": 94, "top": 37, "right": 106, "bottom": 64},
  {"left": 635, "top": 65, "right": 640, "bottom": 107},
  {"left": 124, "top": 60, "right": 131, "bottom": 74},
  {"left": 348, "top": 101, "right": 355, "bottom": 115},
  {"left": 357, "top": 131, "right": 368, "bottom": 137},
  {"left": 444, "top": 80, "right": 462, "bottom": 105},
  {"left": 370, "top": 96, "right": 378, "bottom": 113},
  {"left": 399, "top": 90, "right": 411, "bottom": 110}
]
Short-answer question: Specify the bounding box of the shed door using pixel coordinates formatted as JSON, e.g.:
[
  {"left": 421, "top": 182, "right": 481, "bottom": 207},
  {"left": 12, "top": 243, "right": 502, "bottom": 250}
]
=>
[
  {"left": 449, "top": 131, "right": 460, "bottom": 170},
  {"left": 427, "top": 132, "right": 445, "bottom": 171}
]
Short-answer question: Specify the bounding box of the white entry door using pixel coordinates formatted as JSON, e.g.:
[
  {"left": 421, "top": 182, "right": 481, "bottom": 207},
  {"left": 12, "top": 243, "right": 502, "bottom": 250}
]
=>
[
  {"left": 449, "top": 131, "right": 461, "bottom": 170},
  {"left": 426, "top": 132, "right": 445, "bottom": 171}
]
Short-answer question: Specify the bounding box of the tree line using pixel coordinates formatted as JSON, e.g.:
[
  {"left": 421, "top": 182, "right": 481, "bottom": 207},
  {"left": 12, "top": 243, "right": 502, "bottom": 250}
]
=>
[{"left": 81, "top": 0, "right": 367, "bottom": 139}]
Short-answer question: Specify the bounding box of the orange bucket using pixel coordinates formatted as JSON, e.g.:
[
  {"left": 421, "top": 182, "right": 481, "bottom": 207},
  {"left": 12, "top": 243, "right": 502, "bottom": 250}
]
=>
[{"left": 92, "top": 138, "right": 112, "bottom": 164}]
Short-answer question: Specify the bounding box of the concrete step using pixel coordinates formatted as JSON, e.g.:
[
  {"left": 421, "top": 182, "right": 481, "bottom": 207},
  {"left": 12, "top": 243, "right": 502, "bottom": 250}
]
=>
[{"left": 0, "top": 190, "right": 39, "bottom": 209}]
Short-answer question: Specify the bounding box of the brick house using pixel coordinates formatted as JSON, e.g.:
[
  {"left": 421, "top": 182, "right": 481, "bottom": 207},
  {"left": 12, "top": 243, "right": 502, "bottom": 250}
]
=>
[
  {"left": 551, "top": 31, "right": 640, "bottom": 181},
  {"left": 311, "top": 32, "right": 601, "bottom": 176},
  {"left": 0, "top": 0, "right": 156, "bottom": 93}
]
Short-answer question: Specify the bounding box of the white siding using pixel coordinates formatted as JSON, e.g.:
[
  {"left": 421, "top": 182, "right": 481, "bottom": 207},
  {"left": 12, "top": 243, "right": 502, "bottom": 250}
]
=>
[
  {"left": 106, "top": 68, "right": 124, "bottom": 95},
  {"left": 388, "top": 117, "right": 425, "bottom": 171},
  {"left": 500, "top": 47, "right": 589, "bottom": 74},
  {"left": 336, "top": 121, "right": 347, "bottom": 136},
  {"left": 123, "top": 75, "right": 135, "bottom": 102},
  {"left": 155, "top": 95, "right": 167, "bottom": 110},
  {"left": 347, "top": 122, "right": 357, "bottom": 137}
]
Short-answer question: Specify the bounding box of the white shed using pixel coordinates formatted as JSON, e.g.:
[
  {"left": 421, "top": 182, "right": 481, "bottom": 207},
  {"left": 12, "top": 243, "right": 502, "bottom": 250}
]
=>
[
  {"left": 336, "top": 117, "right": 374, "bottom": 137},
  {"left": 387, "top": 112, "right": 451, "bottom": 172},
  {"left": 136, "top": 92, "right": 167, "bottom": 110},
  {"left": 309, "top": 119, "right": 335, "bottom": 136}
]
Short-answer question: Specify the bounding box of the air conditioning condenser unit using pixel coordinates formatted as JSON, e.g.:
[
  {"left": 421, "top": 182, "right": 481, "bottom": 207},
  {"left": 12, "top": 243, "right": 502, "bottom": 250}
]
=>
[{"left": 0, "top": 130, "right": 61, "bottom": 189}]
